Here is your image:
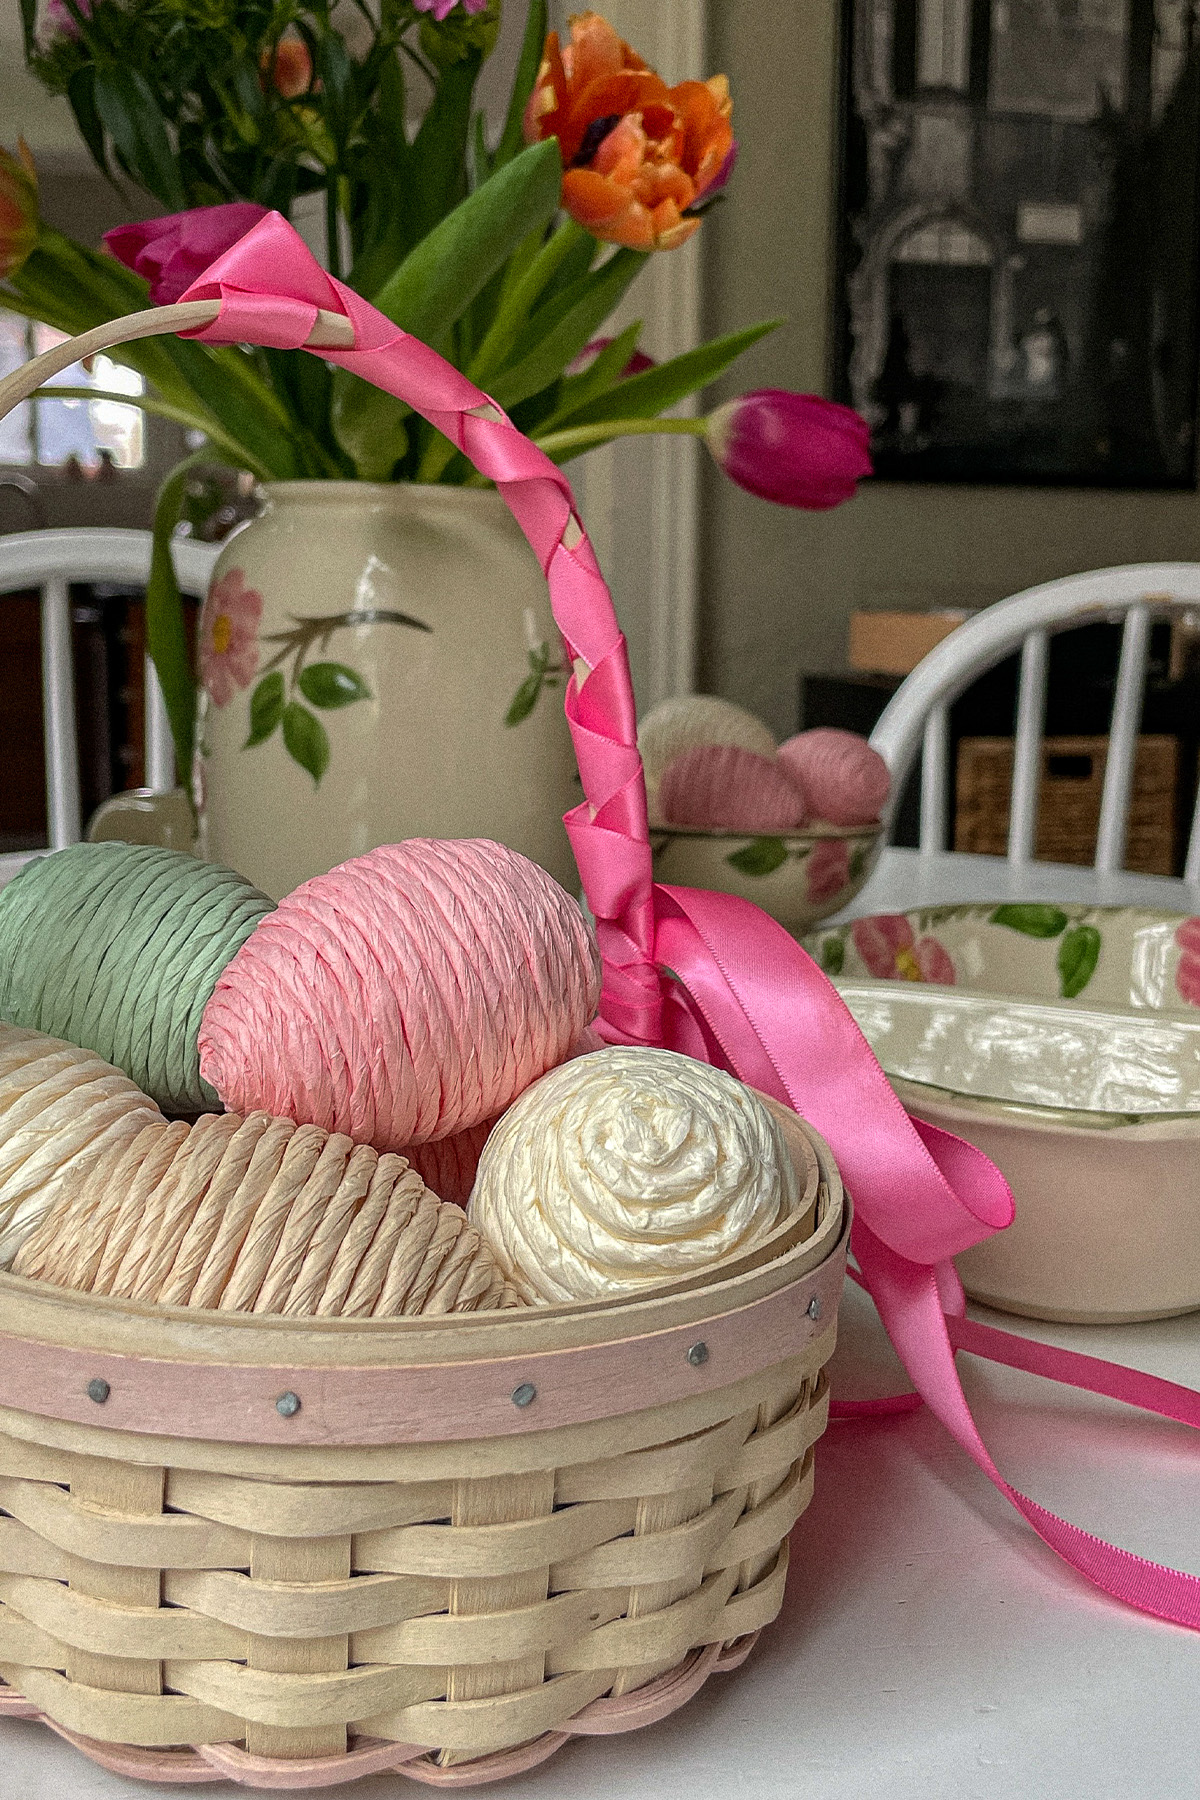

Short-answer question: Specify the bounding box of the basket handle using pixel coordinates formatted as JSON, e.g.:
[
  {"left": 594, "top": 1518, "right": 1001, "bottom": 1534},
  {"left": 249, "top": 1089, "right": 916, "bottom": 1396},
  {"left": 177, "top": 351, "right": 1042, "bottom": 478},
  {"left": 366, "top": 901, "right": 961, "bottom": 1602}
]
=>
[
  {"left": 0, "top": 299, "right": 355, "bottom": 421},
  {"left": 1, "top": 216, "right": 656, "bottom": 1042}
]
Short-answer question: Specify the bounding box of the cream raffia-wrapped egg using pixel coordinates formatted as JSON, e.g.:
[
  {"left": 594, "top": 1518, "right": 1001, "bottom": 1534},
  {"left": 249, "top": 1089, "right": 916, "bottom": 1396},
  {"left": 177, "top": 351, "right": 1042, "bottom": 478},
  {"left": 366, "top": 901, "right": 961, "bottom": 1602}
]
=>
[
  {"left": 466, "top": 1047, "right": 799, "bottom": 1303},
  {"left": 638, "top": 696, "right": 776, "bottom": 824}
]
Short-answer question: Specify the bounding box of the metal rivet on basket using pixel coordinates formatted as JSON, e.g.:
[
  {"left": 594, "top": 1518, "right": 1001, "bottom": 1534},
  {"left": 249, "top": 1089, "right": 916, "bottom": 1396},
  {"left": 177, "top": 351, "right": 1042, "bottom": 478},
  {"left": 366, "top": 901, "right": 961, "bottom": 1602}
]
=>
[
  {"left": 275, "top": 1391, "right": 302, "bottom": 1418},
  {"left": 807, "top": 1296, "right": 822, "bottom": 1321},
  {"left": 511, "top": 1382, "right": 537, "bottom": 1408},
  {"left": 86, "top": 1378, "right": 110, "bottom": 1405},
  {"left": 686, "top": 1341, "right": 709, "bottom": 1367}
]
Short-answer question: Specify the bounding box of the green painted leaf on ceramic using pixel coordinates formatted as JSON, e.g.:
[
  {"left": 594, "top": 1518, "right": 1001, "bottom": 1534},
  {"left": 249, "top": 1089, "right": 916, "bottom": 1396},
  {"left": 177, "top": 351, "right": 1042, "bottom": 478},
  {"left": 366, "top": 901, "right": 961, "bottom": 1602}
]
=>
[
  {"left": 819, "top": 935, "right": 846, "bottom": 976},
  {"left": 505, "top": 671, "right": 543, "bottom": 726},
  {"left": 298, "top": 663, "right": 371, "bottom": 709},
  {"left": 727, "top": 837, "right": 788, "bottom": 877},
  {"left": 849, "top": 842, "right": 869, "bottom": 880},
  {"left": 282, "top": 702, "right": 330, "bottom": 786},
  {"left": 1058, "top": 924, "right": 1101, "bottom": 998},
  {"left": 245, "top": 671, "right": 284, "bottom": 747},
  {"left": 989, "top": 904, "right": 1069, "bottom": 938}
]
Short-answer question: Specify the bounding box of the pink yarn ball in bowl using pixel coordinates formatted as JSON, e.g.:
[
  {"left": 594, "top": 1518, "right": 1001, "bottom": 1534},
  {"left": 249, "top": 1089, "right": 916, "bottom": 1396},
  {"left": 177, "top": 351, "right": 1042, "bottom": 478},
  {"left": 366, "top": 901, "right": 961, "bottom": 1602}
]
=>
[
  {"left": 777, "top": 729, "right": 890, "bottom": 827},
  {"left": 658, "top": 744, "right": 808, "bottom": 831},
  {"left": 198, "top": 840, "right": 601, "bottom": 1153}
]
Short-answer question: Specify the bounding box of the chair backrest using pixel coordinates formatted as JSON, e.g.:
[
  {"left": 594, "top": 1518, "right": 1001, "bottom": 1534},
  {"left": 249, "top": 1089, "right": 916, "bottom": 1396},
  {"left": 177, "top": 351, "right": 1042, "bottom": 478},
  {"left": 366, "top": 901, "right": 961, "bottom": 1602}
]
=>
[
  {"left": 867, "top": 563, "right": 1200, "bottom": 880},
  {"left": 0, "top": 526, "right": 219, "bottom": 852}
]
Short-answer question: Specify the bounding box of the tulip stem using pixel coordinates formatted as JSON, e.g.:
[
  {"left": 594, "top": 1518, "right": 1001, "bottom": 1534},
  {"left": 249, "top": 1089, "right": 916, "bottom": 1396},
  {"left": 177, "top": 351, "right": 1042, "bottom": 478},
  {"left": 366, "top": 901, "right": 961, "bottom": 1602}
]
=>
[{"left": 532, "top": 416, "right": 708, "bottom": 458}]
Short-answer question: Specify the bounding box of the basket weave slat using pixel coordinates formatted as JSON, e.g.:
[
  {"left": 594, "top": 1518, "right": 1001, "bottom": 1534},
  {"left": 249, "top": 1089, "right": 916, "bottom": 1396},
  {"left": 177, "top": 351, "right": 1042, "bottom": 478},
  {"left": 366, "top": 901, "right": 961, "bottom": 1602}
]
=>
[{"left": 0, "top": 1128, "right": 846, "bottom": 1783}]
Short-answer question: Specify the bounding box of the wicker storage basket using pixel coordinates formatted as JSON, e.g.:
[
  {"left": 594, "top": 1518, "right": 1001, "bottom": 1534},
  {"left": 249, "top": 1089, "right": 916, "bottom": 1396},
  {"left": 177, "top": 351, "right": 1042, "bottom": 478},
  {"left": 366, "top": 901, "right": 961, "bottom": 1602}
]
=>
[
  {"left": 0, "top": 1123, "right": 846, "bottom": 1789},
  {"left": 955, "top": 733, "right": 1178, "bottom": 874}
]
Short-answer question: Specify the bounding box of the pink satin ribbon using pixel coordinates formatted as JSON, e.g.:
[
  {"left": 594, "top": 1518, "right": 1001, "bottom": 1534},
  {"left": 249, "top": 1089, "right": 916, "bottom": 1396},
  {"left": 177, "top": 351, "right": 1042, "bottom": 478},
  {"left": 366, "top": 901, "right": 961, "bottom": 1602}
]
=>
[{"left": 180, "top": 214, "right": 1200, "bottom": 1630}]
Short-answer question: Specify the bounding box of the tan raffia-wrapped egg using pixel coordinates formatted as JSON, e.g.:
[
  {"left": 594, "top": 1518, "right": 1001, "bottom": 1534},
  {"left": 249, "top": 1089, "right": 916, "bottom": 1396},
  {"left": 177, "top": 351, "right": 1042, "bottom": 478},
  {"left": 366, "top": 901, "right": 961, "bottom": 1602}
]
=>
[
  {"left": 638, "top": 695, "right": 776, "bottom": 824},
  {"left": 0, "top": 1023, "right": 164, "bottom": 1267},
  {"left": 467, "top": 1046, "right": 799, "bottom": 1303}
]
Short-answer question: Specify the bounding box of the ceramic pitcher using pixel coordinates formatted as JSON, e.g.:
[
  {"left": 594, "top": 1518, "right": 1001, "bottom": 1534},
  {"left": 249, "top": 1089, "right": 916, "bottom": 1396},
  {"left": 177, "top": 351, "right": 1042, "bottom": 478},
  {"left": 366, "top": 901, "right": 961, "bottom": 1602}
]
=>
[{"left": 194, "top": 482, "right": 579, "bottom": 900}]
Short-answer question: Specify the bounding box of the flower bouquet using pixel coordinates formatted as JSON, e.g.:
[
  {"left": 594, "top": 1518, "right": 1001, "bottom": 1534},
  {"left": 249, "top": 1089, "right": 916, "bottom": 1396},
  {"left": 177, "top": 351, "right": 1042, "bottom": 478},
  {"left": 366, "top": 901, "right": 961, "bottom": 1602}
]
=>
[{"left": 4, "top": 1, "right": 871, "bottom": 789}]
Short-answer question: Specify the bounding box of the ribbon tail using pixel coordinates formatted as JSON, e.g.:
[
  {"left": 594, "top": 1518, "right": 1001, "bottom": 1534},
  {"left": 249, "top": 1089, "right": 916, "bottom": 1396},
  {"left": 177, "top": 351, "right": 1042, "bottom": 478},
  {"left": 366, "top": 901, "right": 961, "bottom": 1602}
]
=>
[{"left": 853, "top": 1222, "right": 1200, "bottom": 1629}]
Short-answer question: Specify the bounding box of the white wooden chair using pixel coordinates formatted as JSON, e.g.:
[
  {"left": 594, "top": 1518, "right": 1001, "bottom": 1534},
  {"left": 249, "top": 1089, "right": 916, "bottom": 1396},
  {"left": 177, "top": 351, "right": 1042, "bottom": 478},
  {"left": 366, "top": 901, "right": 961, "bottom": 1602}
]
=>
[
  {"left": 0, "top": 527, "right": 219, "bottom": 882},
  {"left": 867, "top": 565, "right": 1200, "bottom": 890}
]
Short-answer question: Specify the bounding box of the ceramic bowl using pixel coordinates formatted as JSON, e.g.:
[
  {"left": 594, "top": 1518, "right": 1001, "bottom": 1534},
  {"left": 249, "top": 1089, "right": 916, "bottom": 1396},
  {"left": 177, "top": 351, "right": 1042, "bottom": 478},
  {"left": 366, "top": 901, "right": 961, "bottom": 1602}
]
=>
[
  {"left": 804, "top": 904, "right": 1200, "bottom": 1323},
  {"left": 651, "top": 822, "right": 883, "bottom": 936}
]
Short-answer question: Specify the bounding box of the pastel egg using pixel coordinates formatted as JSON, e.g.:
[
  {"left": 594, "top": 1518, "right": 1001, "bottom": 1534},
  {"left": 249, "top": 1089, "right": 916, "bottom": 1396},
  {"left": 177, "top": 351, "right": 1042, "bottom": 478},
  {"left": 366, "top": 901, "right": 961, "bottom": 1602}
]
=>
[
  {"left": 638, "top": 695, "right": 776, "bottom": 822},
  {"left": 777, "top": 729, "right": 890, "bottom": 826},
  {"left": 658, "top": 743, "right": 808, "bottom": 831}
]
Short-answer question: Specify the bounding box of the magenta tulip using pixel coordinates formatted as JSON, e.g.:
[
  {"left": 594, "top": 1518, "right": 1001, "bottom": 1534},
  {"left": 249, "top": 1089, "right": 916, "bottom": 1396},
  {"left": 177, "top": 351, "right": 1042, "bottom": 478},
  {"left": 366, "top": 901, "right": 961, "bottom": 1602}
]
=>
[
  {"left": 41, "top": 0, "right": 91, "bottom": 41},
  {"left": 104, "top": 202, "right": 271, "bottom": 306},
  {"left": 413, "top": 0, "right": 489, "bottom": 17},
  {"left": 705, "top": 389, "right": 872, "bottom": 510},
  {"left": 568, "top": 336, "right": 657, "bottom": 377}
]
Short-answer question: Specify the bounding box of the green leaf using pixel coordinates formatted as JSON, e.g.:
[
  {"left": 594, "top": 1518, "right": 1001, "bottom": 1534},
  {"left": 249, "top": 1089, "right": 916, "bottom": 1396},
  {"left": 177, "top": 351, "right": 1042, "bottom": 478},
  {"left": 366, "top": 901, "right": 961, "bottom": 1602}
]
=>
[
  {"left": 726, "top": 837, "right": 789, "bottom": 877},
  {"left": 298, "top": 662, "right": 371, "bottom": 709},
  {"left": 494, "top": 0, "right": 548, "bottom": 170},
  {"left": 370, "top": 138, "right": 562, "bottom": 346},
  {"left": 92, "top": 67, "right": 187, "bottom": 210},
  {"left": 282, "top": 702, "right": 330, "bottom": 786},
  {"left": 554, "top": 320, "right": 783, "bottom": 429},
  {"left": 989, "top": 904, "right": 1070, "bottom": 939},
  {"left": 245, "top": 672, "right": 285, "bottom": 747},
  {"left": 1058, "top": 924, "right": 1102, "bottom": 999},
  {"left": 818, "top": 936, "right": 846, "bottom": 977},
  {"left": 489, "top": 249, "right": 647, "bottom": 411},
  {"left": 18, "top": 0, "right": 37, "bottom": 57},
  {"left": 505, "top": 670, "right": 544, "bottom": 726},
  {"left": 407, "top": 50, "right": 482, "bottom": 245},
  {"left": 146, "top": 450, "right": 210, "bottom": 780},
  {"left": 66, "top": 68, "right": 112, "bottom": 181},
  {"left": 330, "top": 371, "right": 410, "bottom": 480}
]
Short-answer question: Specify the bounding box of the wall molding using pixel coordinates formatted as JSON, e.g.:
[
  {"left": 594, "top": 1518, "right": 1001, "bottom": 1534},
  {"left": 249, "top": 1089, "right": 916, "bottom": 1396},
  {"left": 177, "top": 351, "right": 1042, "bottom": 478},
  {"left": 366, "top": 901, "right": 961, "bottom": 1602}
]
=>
[{"left": 568, "top": 0, "right": 707, "bottom": 709}]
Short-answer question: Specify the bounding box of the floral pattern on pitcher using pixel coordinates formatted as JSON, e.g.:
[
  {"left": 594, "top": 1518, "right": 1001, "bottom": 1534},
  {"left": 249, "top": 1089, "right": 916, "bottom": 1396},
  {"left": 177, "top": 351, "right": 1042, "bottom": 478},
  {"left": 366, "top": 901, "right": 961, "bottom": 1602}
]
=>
[
  {"left": 199, "top": 570, "right": 262, "bottom": 706},
  {"left": 198, "top": 567, "right": 433, "bottom": 787}
]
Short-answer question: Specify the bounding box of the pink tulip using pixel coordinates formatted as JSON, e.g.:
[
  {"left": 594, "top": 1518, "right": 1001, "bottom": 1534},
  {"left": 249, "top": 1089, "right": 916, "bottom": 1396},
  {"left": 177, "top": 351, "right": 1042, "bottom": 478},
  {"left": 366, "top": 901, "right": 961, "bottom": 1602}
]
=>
[
  {"left": 104, "top": 202, "right": 271, "bottom": 305},
  {"left": 41, "top": 0, "right": 91, "bottom": 41},
  {"left": 567, "top": 336, "right": 656, "bottom": 377},
  {"left": 413, "top": 0, "right": 489, "bottom": 16},
  {"left": 705, "top": 389, "right": 872, "bottom": 510}
]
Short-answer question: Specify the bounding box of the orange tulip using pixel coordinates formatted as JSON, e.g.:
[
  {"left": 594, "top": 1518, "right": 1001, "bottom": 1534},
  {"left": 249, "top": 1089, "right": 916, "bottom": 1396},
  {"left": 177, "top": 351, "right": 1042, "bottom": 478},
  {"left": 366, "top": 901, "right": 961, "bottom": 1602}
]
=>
[
  {"left": 261, "top": 34, "right": 315, "bottom": 100},
  {"left": 524, "top": 12, "right": 735, "bottom": 253},
  {"left": 0, "top": 141, "right": 38, "bottom": 281}
]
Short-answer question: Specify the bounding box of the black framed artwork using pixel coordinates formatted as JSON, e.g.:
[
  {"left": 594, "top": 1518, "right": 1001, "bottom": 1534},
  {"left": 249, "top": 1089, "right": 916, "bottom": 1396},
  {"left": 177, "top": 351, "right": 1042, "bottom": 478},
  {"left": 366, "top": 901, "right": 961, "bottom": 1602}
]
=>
[{"left": 834, "top": 1, "right": 1200, "bottom": 488}]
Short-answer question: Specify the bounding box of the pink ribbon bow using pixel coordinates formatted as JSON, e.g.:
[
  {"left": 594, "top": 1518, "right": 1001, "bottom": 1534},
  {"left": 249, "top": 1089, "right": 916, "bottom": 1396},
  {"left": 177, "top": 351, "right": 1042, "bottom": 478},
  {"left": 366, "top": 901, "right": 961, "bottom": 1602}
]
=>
[{"left": 181, "top": 213, "right": 1200, "bottom": 1630}]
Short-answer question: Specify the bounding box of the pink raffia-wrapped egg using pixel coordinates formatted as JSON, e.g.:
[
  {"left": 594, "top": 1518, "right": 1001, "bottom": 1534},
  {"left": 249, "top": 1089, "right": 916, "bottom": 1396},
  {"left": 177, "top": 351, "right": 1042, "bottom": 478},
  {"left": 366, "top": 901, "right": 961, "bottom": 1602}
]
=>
[
  {"left": 777, "top": 728, "right": 890, "bottom": 826},
  {"left": 198, "top": 840, "right": 602, "bottom": 1153},
  {"left": 658, "top": 744, "right": 808, "bottom": 832}
]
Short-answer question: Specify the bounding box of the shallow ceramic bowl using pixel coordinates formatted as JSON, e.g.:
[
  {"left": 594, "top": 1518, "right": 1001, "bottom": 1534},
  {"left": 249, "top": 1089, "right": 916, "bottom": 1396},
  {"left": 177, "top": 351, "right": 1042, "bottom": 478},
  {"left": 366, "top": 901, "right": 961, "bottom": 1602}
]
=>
[
  {"left": 651, "top": 822, "right": 883, "bottom": 936},
  {"left": 804, "top": 904, "right": 1200, "bottom": 1324}
]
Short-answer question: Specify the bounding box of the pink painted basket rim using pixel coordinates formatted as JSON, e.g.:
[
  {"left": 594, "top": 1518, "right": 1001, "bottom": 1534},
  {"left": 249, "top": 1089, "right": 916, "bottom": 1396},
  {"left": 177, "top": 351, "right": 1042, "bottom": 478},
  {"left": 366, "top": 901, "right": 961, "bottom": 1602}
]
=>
[{"left": 0, "top": 1220, "right": 846, "bottom": 1445}]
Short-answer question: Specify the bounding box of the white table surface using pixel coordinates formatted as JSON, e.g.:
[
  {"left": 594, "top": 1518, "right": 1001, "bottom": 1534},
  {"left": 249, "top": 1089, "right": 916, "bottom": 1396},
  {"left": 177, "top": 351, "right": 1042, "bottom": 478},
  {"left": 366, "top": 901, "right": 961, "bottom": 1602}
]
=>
[
  {"left": 4, "top": 1282, "right": 1198, "bottom": 1800},
  {"left": 826, "top": 846, "right": 1200, "bottom": 923}
]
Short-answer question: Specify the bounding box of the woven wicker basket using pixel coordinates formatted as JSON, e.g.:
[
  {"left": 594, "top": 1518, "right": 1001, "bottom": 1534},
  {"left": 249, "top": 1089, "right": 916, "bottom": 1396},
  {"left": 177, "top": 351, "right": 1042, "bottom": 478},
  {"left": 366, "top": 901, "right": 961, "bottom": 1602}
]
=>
[
  {"left": 0, "top": 270, "right": 851, "bottom": 1789},
  {"left": 0, "top": 1118, "right": 846, "bottom": 1789}
]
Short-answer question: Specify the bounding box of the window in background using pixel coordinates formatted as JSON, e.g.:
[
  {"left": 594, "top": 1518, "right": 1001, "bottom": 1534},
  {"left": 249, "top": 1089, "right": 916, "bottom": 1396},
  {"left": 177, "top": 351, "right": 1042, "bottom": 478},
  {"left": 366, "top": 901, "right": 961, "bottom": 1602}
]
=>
[{"left": 0, "top": 312, "right": 145, "bottom": 471}]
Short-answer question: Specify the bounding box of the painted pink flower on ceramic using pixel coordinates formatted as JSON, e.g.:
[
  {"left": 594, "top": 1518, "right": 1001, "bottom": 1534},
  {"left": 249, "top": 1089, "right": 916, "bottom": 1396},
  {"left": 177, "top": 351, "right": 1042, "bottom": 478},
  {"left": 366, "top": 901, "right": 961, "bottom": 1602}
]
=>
[
  {"left": 806, "top": 836, "right": 850, "bottom": 903},
  {"left": 1174, "top": 918, "right": 1200, "bottom": 1004},
  {"left": 852, "top": 914, "right": 955, "bottom": 985},
  {"left": 200, "top": 568, "right": 262, "bottom": 707}
]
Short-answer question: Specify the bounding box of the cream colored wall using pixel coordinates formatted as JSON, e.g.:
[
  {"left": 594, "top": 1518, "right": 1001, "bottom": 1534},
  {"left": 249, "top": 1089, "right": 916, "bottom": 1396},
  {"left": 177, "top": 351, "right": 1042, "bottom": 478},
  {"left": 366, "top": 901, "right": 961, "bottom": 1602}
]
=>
[{"left": 700, "top": 0, "right": 1200, "bottom": 738}]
